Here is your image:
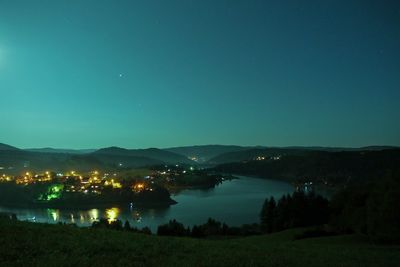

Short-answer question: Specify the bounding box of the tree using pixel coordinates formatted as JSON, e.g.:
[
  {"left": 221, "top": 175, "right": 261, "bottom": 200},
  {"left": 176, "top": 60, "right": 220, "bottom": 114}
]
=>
[
  {"left": 191, "top": 225, "right": 204, "bottom": 238},
  {"left": 141, "top": 226, "right": 152, "bottom": 235},
  {"left": 124, "top": 220, "right": 131, "bottom": 231},
  {"left": 157, "top": 219, "right": 187, "bottom": 236},
  {"left": 260, "top": 197, "right": 276, "bottom": 233},
  {"left": 202, "top": 218, "right": 222, "bottom": 236},
  {"left": 261, "top": 192, "right": 330, "bottom": 234}
]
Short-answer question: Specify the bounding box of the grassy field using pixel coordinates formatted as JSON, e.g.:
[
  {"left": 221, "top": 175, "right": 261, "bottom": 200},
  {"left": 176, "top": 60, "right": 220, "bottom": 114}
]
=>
[{"left": 0, "top": 219, "right": 399, "bottom": 267}]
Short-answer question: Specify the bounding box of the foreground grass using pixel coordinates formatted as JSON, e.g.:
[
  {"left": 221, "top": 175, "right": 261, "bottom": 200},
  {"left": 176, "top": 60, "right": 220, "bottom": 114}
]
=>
[{"left": 0, "top": 220, "right": 399, "bottom": 267}]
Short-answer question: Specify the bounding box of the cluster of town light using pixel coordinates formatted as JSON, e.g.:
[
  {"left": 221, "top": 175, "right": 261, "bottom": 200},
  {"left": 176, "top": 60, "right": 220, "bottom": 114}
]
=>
[
  {"left": 1, "top": 165, "right": 200, "bottom": 202},
  {"left": 0, "top": 174, "right": 11, "bottom": 181},
  {"left": 103, "top": 179, "right": 122, "bottom": 189}
]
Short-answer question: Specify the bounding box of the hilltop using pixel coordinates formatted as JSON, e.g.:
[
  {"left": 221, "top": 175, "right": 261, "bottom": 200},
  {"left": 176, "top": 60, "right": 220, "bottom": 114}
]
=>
[
  {"left": 0, "top": 142, "right": 398, "bottom": 174},
  {"left": 94, "top": 147, "right": 192, "bottom": 164},
  {"left": 0, "top": 144, "right": 193, "bottom": 173},
  {"left": 0, "top": 143, "right": 19, "bottom": 151},
  {"left": 25, "top": 148, "right": 96, "bottom": 154},
  {"left": 207, "top": 146, "right": 399, "bottom": 165},
  {"left": 164, "top": 145, "right": 254, "bottom": 162}
]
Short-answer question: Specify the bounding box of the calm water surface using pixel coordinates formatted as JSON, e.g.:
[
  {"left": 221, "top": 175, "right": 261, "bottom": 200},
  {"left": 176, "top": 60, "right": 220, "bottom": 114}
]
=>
[{"left": 0, "top": 176, "right": 294, "bottom": 231}]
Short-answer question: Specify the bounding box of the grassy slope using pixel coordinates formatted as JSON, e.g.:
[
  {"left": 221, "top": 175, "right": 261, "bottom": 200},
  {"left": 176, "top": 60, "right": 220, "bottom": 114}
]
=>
[{"left": 0, "top": 220, "right": 399, "bottom": 267}]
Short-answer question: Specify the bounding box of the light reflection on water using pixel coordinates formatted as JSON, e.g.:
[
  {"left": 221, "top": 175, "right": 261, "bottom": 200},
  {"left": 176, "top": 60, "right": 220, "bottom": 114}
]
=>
[
  {"left": 47, "top": 209, "right": 59, "bottom": 221},
  {"left": 0, "top": 176, "right": 294, "bottom": 232},
  {"left": 88, "top": 208, "right": 99, "bottom": 221},
  {"left": 105, "top": 207, "right": 120, "bottom": 223}
]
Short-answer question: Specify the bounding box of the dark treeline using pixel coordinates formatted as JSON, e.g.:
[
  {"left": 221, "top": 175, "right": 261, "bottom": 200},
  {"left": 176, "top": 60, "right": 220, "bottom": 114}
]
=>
[
  {"left": 260, "top": 191, "right": 330, "bottom": 233},
  {"left": 91, "top": 217, "right": 261, "bottom": 238},
  {"left": 2, "top": 170, "right": 395, "bottom": 244},
  {"left": 86, "top": 169, "right": 400, "bottom": 243},
  {"left": 155, "top": 170, "right": 400, "bottom": 243},
  {"left": 259, "top": 170, "right": 400, "bottom": 243},
  {"left": 214, "top": 149, "right": 400, "bottom": 186},
  {"left": 89, "top": 191, "right": 330, "bottom": 239},
  {"left": 89, "top": 169, "right": 400, "bottom": 244},
  {"left": 92, "top": 218, "right": 152, "bottom": 235},
  {"left": 329, "top": 170, "right": 400, "bottom": 243},
  {"left": 157, "top": 218, "right": 261, "bottom": 237}
]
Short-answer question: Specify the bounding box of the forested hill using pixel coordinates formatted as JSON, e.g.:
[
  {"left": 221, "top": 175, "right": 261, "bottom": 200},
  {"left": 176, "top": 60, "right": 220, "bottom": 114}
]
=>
[
  {"left": 164, "top": 145, "right": 254, "bottom": 162},
  {"left": 213, "top": 149, "right": 400, "bottom": 186},
  {"left": 0, "top": 147, "right": 192, "bottom": 174},
  {"left": 207, "top": 146, "right": 399, "bottom": 165},
  {"left": 94, "top": 147, "right": 192, "bottom": 164},
  {"left": 0, "top": 143, "right": 19, "bottom": 151}
]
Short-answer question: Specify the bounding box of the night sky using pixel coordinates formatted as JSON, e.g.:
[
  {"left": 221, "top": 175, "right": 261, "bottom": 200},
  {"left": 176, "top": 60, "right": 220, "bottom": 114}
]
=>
[{"left": 0, "top": 0, "right": 399, "bottom": 149}]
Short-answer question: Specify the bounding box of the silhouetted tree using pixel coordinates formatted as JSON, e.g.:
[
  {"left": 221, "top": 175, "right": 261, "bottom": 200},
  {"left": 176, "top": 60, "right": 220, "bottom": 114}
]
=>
[
  {"left": 124, "top": 220, "right": 131, "bottom": 231},
  {"left": 191, "top": 225, "right": 204, "bottom": 238},
  {"left": 331, "top": 171, "right": 400, "bottom": 243},
  {"left": 260, "top": 197, "right": 276, "bottom": 233},
  {"left": 202, "top": 218, "right": 222, "bottom": 236},
  {"left": 222, "top": 223, "right": 229, "bottom": 235},
  {"left": 157, "top": 219, "right": 187, "bottom": 236},
  {"left": 260, "top": 192, "right": 330, "bottom": 233},
  {"left": 141, "top": 226, "right": 152, "bottom": 235}
]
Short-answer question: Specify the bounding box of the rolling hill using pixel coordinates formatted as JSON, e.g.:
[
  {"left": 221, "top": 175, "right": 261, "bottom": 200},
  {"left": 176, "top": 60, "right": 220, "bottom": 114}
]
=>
[
  {"left": 208, "top": 146, "right": 399, "bottom": 165},
  {"left": 0, "top": 143, "right": 19, "bottom": 151},
  {"left": 207, "top": 148, "right": 307, "bottom": 165},
  {"left": 164, "top": 145, "right": 255, "bottom": 162},
  {"left": 0, "top": 144, "right": 194, "bottom": 174},
  {"left": 0, "top": 218, "right": 399, "bottom": 267},
  {"left": 213, "top": 149, "right": 400, "bottom": 186},
  {"left": 25, "top": 148, "right": 96, "bottom": 154},
  {"left": 1, "top": 142, "right": 398, "bottom": 174},
  {"left": 94, "top": 147, "right": 193, "bottom": 165}
]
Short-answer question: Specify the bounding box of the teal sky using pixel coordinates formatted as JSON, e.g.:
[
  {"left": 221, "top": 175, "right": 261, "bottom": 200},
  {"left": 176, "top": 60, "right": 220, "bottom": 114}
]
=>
[{"left": 0, "top": 0, "right": 399, "bottom": 149}]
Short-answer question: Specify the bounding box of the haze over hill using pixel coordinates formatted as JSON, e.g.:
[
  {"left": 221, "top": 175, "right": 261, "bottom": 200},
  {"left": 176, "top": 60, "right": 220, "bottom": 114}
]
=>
[
  {"left": 0, "top": 143, "right": 19, "bottom": 151},
  {"left": 164, "top": 145, "right": 256, "bottom": 162},
  {"left": 25, "top": 148, "right": 96, "bottom": 154},
  {"left": 0, "top": 142, "right": 398, "bottom": 174},
  {"left": 0, "top": 143, "right": 193, "bottom": 173},
  {"left": 207, "top": 146, "right": 400, "bottom": 164},
  {"left": 94, "top": 147, "right": 193, "bottom": 164}
]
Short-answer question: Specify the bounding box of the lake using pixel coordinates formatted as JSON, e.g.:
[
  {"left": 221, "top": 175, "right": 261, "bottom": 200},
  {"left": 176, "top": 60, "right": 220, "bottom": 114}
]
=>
[{"left": 0, "top": 176, "right": 294, "bottom": 231}]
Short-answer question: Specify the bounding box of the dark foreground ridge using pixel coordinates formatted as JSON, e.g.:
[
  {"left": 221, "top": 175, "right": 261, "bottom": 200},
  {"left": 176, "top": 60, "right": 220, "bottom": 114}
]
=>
[{"left": 0, "top": 217, "right": 399, "bottom": 267}]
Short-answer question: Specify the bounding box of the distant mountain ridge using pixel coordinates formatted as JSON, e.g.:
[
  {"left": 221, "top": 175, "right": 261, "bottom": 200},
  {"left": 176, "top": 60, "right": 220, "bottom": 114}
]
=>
[
  {"left": 25, "top": 148, "right": 96, "bottom": 154},
  {"left": 0, "top": 144, "right": 192, "bottom": 174},
  {"left": 0, "top": 143, "right": 19, "bottom": 151},
  {"left": 207, "top": 146, "right": 400, "bottom": 165},
  {"left": 94, "top": 147, "right": 193, "bottom": 164},
  {"left": 213, "top": 149, "right": 400, "bottom": 186},
  {"left": 164, "top": 145, "right": 258, "bottom": 162},
  {"left": 0, "top": 142, "right": 398, "bottom": 173}
]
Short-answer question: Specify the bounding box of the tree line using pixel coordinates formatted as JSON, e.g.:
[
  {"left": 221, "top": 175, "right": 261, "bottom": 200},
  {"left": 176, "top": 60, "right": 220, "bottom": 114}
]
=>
[
  {"left": 90, "top": 169, "right": 400, "bottom": 243},
  {"left": 157, "top": 218, "right": 261, "bottom": 237},
  {"left": 260, "top": 191, "right": 330, "bottom": 233}
]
